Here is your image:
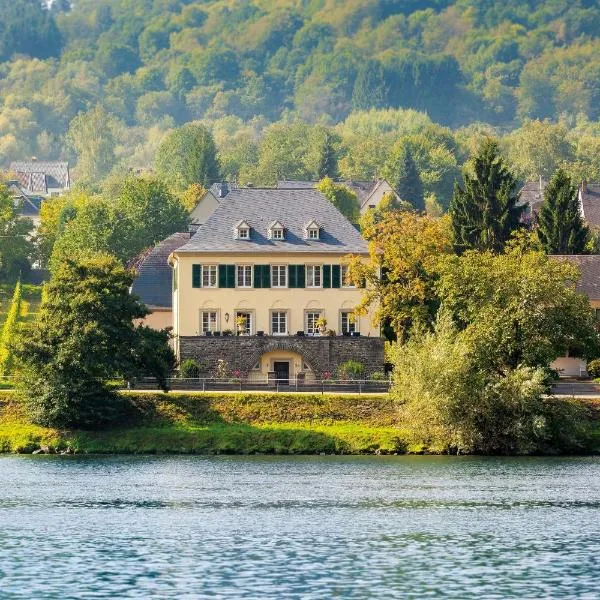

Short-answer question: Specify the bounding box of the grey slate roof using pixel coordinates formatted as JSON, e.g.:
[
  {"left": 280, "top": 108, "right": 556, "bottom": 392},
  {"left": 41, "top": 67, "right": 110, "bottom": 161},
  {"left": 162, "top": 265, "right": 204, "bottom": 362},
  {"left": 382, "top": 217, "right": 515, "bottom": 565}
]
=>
[
  {"left": 10, "top": 161, "right": 70, "bottom": 193},
  {"left": 177, "top": 188, "right": 368, "bottom": 255},
  {"left": 580, "top": 184, "right": 600, "bottom": 229},
  {"left": 277, "top": 179, "right": 386, "bottom": 206},
  {"left": 131, "top": 232, "right": 190, "bottom": 308},
  {"left": 549, "top": 254, "right": 600, "bottom": 300}
]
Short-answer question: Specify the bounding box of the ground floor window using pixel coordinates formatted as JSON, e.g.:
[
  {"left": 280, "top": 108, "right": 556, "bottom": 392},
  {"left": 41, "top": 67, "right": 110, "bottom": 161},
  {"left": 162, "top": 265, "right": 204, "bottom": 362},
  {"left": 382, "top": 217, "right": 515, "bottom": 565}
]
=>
[
  {"left": 306, "top": 311, "right": 323, "bottom": 336},
  {"left": 235, "top": 311, "right": 253, "bottom": 335},
  {"left": 201, "top": 311, "right": 218, "bottom": 333},
  {"left": 271, "top": 311, "right": 288, "bottom": 335},
  {"left": 340, "top": 311, "right": 357, "bottom": 334}
]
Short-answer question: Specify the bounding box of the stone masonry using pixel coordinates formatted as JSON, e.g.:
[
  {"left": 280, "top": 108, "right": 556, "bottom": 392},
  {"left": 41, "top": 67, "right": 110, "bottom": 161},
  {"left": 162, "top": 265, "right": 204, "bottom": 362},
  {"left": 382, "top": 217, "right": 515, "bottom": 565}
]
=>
[{"left": 179, "top": 336, "right": 385, "bottom": 378}]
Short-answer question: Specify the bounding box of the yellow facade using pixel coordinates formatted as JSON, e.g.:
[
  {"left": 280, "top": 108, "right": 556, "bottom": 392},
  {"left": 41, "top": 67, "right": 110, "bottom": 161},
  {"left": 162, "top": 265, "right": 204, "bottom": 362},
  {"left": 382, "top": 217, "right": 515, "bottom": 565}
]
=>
[{"left": 171, "top": 252, "right": 375, "bottom": 339}]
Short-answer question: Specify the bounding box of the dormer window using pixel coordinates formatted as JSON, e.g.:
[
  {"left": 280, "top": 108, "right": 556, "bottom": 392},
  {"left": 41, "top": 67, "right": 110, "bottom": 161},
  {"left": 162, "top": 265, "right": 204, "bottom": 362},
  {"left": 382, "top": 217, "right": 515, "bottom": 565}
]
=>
[
  {"left": 268, "top": 220, "right": 285, "bottom": 240},
  {"left": 234, "top": 220, "right": 251, "bottom": 240},
  {"left": 304, "top": 219, "right": 321, "bottom": 240}
]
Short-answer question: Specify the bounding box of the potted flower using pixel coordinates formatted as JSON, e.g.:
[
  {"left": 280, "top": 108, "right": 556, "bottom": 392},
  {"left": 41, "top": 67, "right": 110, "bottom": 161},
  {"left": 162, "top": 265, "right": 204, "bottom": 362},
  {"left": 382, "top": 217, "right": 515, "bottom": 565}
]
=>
[
  {"left": 235, "top": 315, "right": 247, "bottom": 335},
  {"left": 315, "top": 316, "right": 327, "bottom": 334}
]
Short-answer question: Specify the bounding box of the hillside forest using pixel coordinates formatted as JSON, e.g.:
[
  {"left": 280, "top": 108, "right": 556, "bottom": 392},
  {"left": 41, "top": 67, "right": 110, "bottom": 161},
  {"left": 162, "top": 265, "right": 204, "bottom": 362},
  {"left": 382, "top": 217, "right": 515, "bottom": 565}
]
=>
[{"left": 0, "top": 0, "right": 599, "bottom": 200}]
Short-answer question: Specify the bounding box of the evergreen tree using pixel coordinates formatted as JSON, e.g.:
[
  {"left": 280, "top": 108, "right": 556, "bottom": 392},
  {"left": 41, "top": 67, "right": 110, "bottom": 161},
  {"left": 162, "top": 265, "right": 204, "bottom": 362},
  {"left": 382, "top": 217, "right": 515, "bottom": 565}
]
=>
[
  {"left": 450, "top": 139, "right": 523, "bottom": 253},
  {"left": 351, "top": 60, "right": 388, "bottom": 111},
  {"left": 315, "top": 132, "right": 338, "bottom": 179},
  {"left": 537, "top": 169, "right": 589, "bottom": 254},
  {"left": 0, "top": 280, "right": 22, "bottom": 376},
  {"left": 388, "top": 145, "right": 425, "bottom": 211}
]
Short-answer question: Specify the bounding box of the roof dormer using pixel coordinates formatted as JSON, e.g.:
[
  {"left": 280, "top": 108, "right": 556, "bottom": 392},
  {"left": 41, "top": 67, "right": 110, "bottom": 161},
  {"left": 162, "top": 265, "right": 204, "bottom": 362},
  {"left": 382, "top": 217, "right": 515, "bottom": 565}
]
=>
[
  {"left": 268, "top": 220, "right": 285, "bottom": 240},
  {"left": 304, "top": 219, "right": 321, "bottom": 240},
  {"left": 234, "top": 219, "right": 251, "bottom": 240}
]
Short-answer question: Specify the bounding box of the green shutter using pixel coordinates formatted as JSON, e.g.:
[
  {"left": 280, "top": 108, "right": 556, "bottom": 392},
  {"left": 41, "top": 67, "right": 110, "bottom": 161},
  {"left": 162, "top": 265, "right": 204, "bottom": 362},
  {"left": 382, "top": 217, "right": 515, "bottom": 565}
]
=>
[
  {"left": 192, "top": 264, "right": 201, "bottom": 288},
  {"left": 218, "top": 265, "right": 227, "bottom": 288},
  {"left": 332, "top": 265, "right": 341, "bottom": 288},
  {"left": 262, "top": 264, "right": 271, "bottom": 288},
  {"left": 323, "top": 264, "right": 331, "bottom": 288},
  {"left": 254, "top": 265, "right": 262, "bottom": 288},
  {"left": 226, "top": 265, "right": 236, "bottom": 288},
  {"left": 289, "top": 265, "right": 305, "bottom": 288}
]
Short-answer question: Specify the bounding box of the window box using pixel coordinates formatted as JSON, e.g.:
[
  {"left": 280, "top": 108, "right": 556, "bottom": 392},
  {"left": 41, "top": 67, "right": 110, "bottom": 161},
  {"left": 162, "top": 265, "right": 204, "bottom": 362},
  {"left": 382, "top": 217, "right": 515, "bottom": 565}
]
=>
[
  {"left": 351, "top": 331, "right": 361, "bottom": 337},
  {"left": 213, "top": 331, "right": 221, "bottom": 337},
  {"left": 204, "top": 331, "right": 212, "bottom": 337},
  {"left": 257, "top": 331, "right": 264, "bottom": 337},
  {"left": 296, "top": 331, "right": 305, "bottom": 337}
]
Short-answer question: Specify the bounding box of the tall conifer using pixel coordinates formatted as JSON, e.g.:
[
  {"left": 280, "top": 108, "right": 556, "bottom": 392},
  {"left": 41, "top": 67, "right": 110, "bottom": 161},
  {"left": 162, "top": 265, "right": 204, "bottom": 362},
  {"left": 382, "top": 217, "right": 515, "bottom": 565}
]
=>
[
  {"left": 450, "top": 139, "right": 523, "bottom": 253},
  {"left": 391, "top": 145, "right": 424, "bottom": 212},
  {"left": 536, "top": 169, "right": 588, "bottom": 254}
]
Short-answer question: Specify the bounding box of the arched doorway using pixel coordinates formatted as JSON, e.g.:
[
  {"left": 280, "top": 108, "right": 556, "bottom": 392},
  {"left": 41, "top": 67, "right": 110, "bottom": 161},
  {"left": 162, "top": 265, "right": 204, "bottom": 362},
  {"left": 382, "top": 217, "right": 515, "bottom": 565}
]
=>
[{"left": 248, "top": 349, "right": 316, "bottom": 383}]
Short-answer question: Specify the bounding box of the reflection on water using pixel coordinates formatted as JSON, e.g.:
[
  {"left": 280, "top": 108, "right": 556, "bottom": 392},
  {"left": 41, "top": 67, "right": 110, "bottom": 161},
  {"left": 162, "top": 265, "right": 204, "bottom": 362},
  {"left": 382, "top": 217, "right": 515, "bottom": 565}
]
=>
[{"left": 1, "top": 455, "right": 599, "bottom": 598}]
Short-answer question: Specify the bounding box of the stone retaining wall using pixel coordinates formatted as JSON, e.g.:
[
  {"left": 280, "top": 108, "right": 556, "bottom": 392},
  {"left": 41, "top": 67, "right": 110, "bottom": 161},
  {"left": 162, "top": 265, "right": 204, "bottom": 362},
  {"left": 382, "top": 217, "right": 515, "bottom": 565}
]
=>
[{"left": 178, "top": 336, "right": 385, "bottom": 377}]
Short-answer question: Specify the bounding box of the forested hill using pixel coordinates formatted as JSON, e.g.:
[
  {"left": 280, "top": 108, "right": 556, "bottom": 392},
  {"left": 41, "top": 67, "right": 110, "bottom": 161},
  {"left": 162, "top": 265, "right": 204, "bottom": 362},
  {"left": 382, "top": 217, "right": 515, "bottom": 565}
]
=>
[{"left": 1, "top": 0, "right": 599, "bottom": 188}]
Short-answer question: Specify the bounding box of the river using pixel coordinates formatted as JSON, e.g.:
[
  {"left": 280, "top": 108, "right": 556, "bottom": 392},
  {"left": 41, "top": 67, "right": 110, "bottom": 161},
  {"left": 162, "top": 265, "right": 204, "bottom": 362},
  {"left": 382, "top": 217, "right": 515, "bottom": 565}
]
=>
[{"left": 0, "top": 455, "right": 599, "bottom": 598}]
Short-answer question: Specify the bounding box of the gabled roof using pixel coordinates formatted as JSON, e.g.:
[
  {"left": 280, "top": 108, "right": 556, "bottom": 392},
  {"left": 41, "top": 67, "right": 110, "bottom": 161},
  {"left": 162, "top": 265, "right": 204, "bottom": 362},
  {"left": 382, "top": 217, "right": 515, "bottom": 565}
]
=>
[
  {"left": 579, "top": 184, "right": 600, "bottom": 229},
  {"left": 518, "top": 180, "right": 546, "bottom": 221},
  {"left": 549, "top": 254, "right": 600, "bottom": 300},
  {"left": 176, "top": 188, "right": 368, "bottom": 255},
  {"left": 130, "top": 232, "right": 190, "bottom": 308},
  {"left": 277, "top": 179, "right": 392, "bottom": 207},
  {"left": 10, "top": 161, "right": 70, "bottom": 192}
]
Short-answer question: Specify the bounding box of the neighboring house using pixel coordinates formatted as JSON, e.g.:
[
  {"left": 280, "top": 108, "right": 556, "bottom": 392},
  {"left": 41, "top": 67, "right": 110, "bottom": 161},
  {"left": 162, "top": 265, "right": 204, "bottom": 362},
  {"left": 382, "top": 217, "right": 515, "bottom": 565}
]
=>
[
  {"left": 170, "top": 187, "right": 384, "bottom": 382},
  {"left": 578, "top": 182, "right": 600, "bottom": 229},
  {"left": 189, "top": 182, "right": 237, "bottom": 227},
  {"left": 10, "top": 160, "right": 70, "bottom": 197},
  {"left": 277, "top": 179, "right": 397, "bottom": 214},
  {"left": 130, "top": 232, "right": 190, "bottom": 330},
  {"left": 7, "top": 180, "right": 44, "bottom": 227},
  {"left": 518, "top": 179, "right": 546, "bottom": 224},
  {"left": 548, "top": 254, "right": 600, "bottom": 377}
]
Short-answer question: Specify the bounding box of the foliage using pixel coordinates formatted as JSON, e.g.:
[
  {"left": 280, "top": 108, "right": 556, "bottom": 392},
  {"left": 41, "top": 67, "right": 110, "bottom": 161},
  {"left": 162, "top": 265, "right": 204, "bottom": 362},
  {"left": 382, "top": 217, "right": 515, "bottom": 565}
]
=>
[
  {"left": 316, "top": 178, "right": 359, "bottom": 222},
  {"left": 338, "top": 360, "right": 365, "bottom": 381},
  {"left": 537, "top": 169, "right": 589, "bottom": 255},
  {"left": 350, "top": 210, "right": 452, "bottom": 340},
  {"left": 450, "top": 139, "right": 523, "bottom": 253},
  {"left": 586, "top": 359, "right": 600, "bottom": 379},
  {"left": 155, "top": 123, "right": 220, "bottom": 191},
  {"left": 14, "top": 254, "right": 175, "bottom": 429},
  {"left": 0, "top": 280, "right": 22, "bottom": 376},
  {"left": 392, "top": 313, "right": 589, "bottom": 455},
  {"left": 383, "top": 143, "right": 425, "bottom": 211},
  {"left": 180, "top": 359, "right": 202, "bottom": 379},
  {"left": 179, "top": 183, "right": 207, "bottom": 213},
  {"left": 0, "top": 185, "right": 33, "bottom": 281}
]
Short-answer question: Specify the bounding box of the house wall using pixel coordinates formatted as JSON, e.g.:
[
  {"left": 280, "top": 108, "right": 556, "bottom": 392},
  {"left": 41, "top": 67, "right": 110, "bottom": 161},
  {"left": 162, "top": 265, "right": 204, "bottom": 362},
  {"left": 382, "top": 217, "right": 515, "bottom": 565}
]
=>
[
  {"left": 190, "top": 193, "right": 219, "bottom": 225},
  {"left": 141, "top": 309, "right": 172, "bottom": 331},
  {"left": 172, "top": 252, "right": 375, "bottom": 338},
  {"left": 359, "top": 181, "right": 396, "bottom": 214}
]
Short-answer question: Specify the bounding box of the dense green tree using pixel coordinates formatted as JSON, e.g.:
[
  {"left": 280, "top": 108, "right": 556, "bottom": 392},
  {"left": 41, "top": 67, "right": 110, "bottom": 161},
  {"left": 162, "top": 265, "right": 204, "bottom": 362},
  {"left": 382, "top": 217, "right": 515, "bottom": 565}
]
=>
[
  {"left": 0, "top": 185, "right": 33, "bottom": 281},
  {"left": 155, "top": 123, "right": 220, "bottom": 191},
  {"left": 0, "top": 280, "right": 22, "bottom": 376},
  {"left": 15, "top": 254, "right": 175, "bottom": 428},
  {"left": 67, "top": 106, "right": 118, "bottom": 183},
  {"left": 315, "top": 131, "right": 339, "bottom": 179},
  {"left": 351, "top": 60, "right": 387, "bottom": 111},
  {"left": 537, "top": 169, "right": 589, "bottom": 255},
  {"left": 316, "top": 178, "right": 360, "bottom": 223},
  {"left": 384, "top": 145, "right": 425, "bottom": 211},
  {"left": 450, "top": 139, "right": 523, "bottom": 253}
]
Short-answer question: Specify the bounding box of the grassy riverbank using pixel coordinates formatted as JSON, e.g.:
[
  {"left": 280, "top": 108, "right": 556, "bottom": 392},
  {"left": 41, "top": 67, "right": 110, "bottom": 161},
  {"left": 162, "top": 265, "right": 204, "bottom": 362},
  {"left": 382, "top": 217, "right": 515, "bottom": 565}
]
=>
[{"left": 0, "top": 392, "right": 406, "bottom": 455}]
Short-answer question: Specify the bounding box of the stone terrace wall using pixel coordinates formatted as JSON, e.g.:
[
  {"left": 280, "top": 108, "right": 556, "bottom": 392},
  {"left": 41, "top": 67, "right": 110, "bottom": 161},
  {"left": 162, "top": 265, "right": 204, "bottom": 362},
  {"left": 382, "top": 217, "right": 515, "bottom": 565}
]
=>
[{"left": 179, "top": 336, "right": 385, "bottom": 378}]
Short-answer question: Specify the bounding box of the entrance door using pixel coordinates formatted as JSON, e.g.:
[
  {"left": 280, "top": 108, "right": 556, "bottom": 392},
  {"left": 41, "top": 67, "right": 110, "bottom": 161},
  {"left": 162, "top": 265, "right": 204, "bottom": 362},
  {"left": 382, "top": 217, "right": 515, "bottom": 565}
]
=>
[{"left": 273, "top": 361, "right": 290, "bottom": 385}]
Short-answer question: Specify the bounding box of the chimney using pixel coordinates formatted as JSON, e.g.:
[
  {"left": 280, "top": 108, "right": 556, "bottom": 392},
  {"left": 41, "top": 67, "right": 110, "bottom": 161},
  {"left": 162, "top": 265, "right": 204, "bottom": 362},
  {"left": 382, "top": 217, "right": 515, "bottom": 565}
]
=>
[{"left": 218, "top": 181, "right": 228, "bottom": 198}]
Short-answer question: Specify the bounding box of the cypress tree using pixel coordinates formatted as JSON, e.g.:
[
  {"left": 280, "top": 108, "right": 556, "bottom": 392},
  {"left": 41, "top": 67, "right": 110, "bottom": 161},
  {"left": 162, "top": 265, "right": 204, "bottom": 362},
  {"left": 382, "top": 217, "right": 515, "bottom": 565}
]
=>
[
  {"left": 315, "top": 132, "right": 338, "bottom": 179},
  {"left": 537, "top": 169, "right": 588, "bottom": 254},
  {"left": 0, "top": 280, "right": 22, "bottom": 376},
  {"left": 450, "top": 139, "right": 523, "bottom": 253},
  {"left": 390, "top": 145, "right": 425, "bottom": 212}
]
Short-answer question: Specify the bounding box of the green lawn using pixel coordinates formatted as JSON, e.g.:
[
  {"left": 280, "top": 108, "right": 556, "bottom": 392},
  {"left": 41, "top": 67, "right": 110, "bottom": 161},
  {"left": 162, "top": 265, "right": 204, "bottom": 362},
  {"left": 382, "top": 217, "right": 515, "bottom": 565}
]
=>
[{"left": 0, "top": 283, "right": 42, "bottom": 328}]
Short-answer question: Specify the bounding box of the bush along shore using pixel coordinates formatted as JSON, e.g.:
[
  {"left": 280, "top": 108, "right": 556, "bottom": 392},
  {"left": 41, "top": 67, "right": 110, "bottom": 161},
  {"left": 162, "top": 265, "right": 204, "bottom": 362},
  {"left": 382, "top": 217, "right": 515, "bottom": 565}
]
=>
[
  {"left": 1, "top": 391, "right": 600, "bottom": 456},
  {"left": 0, "top": 392, "right": 407, "bottom": 455}
]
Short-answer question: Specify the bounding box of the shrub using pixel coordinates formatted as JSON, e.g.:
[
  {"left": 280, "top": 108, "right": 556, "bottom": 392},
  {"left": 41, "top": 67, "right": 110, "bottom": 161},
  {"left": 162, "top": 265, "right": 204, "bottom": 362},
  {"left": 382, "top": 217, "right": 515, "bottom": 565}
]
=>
[
  {"left": 586, "top": 359, "right": 600, "bottom": 378},
  {"left": 338, "top": 360, "right": 366, "bottom": 380},
  {"left": 370, "top": 371, "right": 387, "bottom": 381},
  {"left": 180, "top": 358, "right": 202, "bottom": 379}
]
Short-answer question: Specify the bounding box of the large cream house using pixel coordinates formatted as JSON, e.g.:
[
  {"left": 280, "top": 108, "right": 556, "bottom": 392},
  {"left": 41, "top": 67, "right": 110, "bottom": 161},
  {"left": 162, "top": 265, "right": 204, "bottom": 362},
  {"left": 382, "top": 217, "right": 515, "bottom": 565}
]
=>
[{"left": 170, "top": 187, "right": 383, "bottom": 382}]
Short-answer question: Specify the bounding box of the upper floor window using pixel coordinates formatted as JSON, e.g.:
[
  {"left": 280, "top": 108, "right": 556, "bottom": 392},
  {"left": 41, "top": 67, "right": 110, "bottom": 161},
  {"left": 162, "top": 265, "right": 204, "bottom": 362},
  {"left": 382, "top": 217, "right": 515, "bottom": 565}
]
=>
[
  {"left": 341, "top": 265, "right": 355, "bottom": 288},
  {"left": 306, "top": 265, "right": 322, "bottom": 288},
  {"left": 268, "top": 220, "right": 285, "bottom": 240},
  {"left": 236, "top": 265, "right": 253, "bottom": 288},
  {"left": 304, "top": 219, "right": 321, "bottom": 240},
  {"left": 234, "top": 219, "right": 251, "bottom": 240},
  {"left": 271, "top": 265, "right": 287, "bottom": 287},
  {"left": 202, "top": 265, "right": 217, "bottom": 288}
]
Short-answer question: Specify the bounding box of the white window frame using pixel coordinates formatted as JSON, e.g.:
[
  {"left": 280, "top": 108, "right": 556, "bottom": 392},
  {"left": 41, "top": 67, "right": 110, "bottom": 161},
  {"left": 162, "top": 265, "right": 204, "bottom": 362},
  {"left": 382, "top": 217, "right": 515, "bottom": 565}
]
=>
[
  {"left": 272, "top": 227, "right": 284, "bottom": 240},
  {"left": 236, "top": 264, "right": 253, "bottom": 288},
  {"left": 340, "top": 310, "right": 358, "bottom": 334},
  {"left": 200, "top": 310, "right": 219, "bottom": 333},
  {"left": 307, "top": 227, "right": 319, "bottom": 240},
  {"left": 306, "top": 265, "right": 322, "bottom": 288},
  {"left": 238, "top": 227, "right": 250, "bottom": 239},
  {"left": 271, "top": 264, "right": 287, "bottom": 288},
  {"left": 341, "top": 265, "right": 355, "bottom": 288},
  {"left": 305, "top": 310, "right": 323, "bottom": 336},
  {"left": 202, "top": 264, "right": 217, "bottom": 288},
  {"left": 235, "top": 310, "right": 254, "bottom": 336},
  {"left": 270, "top": 310, "right": 288, "bottom": 336}
]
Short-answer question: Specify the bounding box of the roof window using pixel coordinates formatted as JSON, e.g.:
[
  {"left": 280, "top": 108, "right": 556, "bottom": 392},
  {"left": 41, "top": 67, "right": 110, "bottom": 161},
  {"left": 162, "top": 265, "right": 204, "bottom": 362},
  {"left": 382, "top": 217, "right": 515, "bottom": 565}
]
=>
[{"left": 234, "top": 220, "right": 251, "bottom": 240}]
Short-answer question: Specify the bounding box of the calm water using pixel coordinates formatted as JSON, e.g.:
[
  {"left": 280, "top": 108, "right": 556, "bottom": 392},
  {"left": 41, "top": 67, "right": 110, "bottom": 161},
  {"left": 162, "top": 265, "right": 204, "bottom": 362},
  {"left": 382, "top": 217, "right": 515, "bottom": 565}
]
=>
[{"left": 0, "top": 456, "right": 599, "bottom": 599}]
